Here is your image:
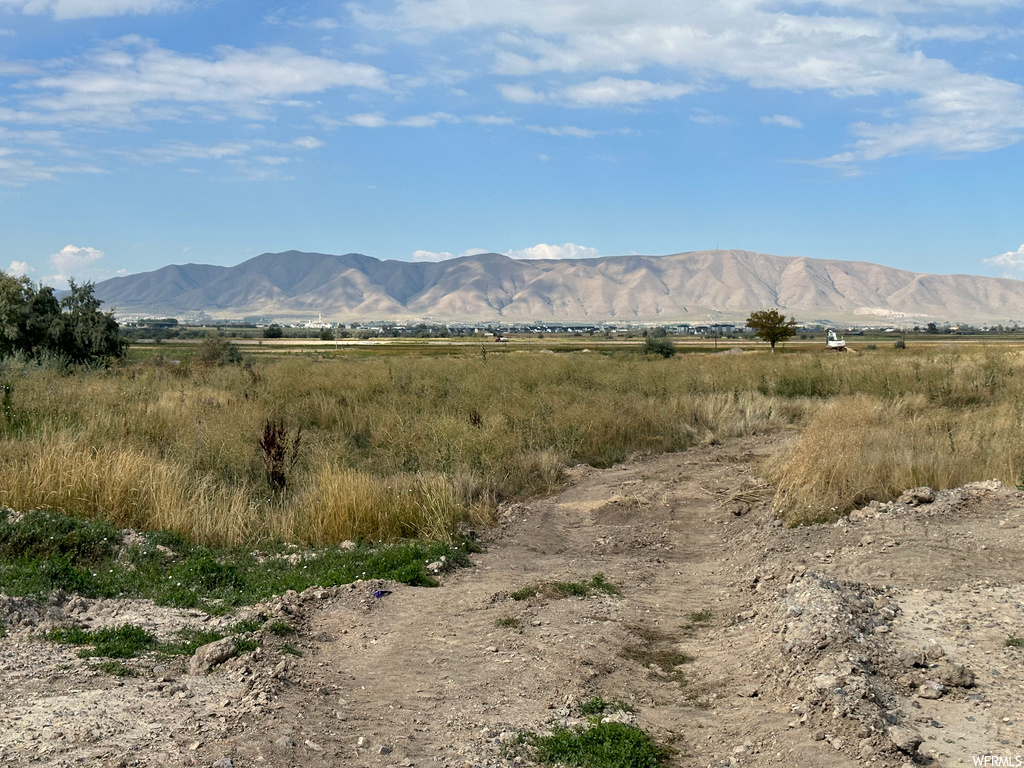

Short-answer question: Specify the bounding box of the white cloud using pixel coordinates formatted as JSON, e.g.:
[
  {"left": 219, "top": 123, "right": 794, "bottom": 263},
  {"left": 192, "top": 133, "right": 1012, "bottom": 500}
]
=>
[
  {"left": 292, "top": 136, "right": 324, "bottom": 149},
  {"left": 690, "top": 110, "right": 730, "bottom": 125},
  {"left": 984, "top": 244, "right": 1024, "bottom": 275},
  {"left": 6, "top": 261, "right": 33, "bottom": 276},
  {"left": 0, "top": 0, "right": 182, "bottom": 19},
  {"left": 13, "top": 39, "right": 389, "bottom": 126},
  {"left": 467, "top": 114, "right": 515, "bottom": 125},
  {"left": 350, "top": 0, "right": 1024, "bottom": 165},
  {"left": 343, "top": 111, "right": 475, "bottom": 128},
  {"left": 761, "top": 114, "right": 804, "bottom": 129},
  {"left": 348, "top": 113, "right": 390, "bottom": 128},
  {"left": 526, "top": 124, "right": 597, "bottom": 138},
  {"left": 501, "top": 77, "right": 692, "bottom": 107},
  {"left": 0, "top": 152, "right": 105, "bottom": 186},
  {"left": 506, "top": 242, "right": 600, "bottom": 260},
  {"left": 498, "top": 83, "right": 547, "bottom": 104},
  {"left": 412, "top": 247, "right": 490, "bottom": 262},
  {"left": 412, "top": 243, "right": 600, "bottom": 262},
  {"left": 47, "top": 244, "right": 104, "bottom": 286}
]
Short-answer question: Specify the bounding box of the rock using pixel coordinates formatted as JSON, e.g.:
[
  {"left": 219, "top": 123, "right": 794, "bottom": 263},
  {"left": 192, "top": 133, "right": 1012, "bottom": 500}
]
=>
[
  {"left": 898, "top": 487, "right": 935, "bottom": 506},
  {"left": 934, "top": 663, "right": 974, "bottom": 688},
  {"left": 212, "top": 760, "right": 233, "bottom": 768},
  {"left": 924, "top": 644, "right": 945, "bottom": 660},
  {"left": 899, "top": 650, "right": 926, "bottom": 669},
  {"left": 888, "top": 726, "right": 922, "bottom": 753},
  {"left": 377, "top": 744, "right": 393, "bottom": 756},
  {"left": 917, "top": 681, "right": 945, "bottom": 700},
  {"left": 274, "top": 736, "right": 297, "bottom": 748},
  {"left": 189, "top": 638, "right": 237, "bottom": 676}
]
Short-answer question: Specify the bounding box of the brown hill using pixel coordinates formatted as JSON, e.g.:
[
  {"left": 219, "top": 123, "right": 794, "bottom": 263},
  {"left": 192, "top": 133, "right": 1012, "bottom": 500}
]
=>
[{"left": 92, "top": 249, "right": 1024, "bottom": 324}]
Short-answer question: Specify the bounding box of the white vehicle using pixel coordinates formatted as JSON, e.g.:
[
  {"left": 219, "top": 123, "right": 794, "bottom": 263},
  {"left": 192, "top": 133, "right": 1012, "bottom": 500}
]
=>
[{"left": 825, "top": 328, "right": 847, "bottom": 352}]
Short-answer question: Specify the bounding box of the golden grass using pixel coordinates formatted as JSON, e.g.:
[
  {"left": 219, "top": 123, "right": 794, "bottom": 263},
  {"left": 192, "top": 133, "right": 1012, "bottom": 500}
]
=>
[
  {"left": 767, "top": 392, "right": 1024, "bottom": 524},
  {"left": 3, "top": 345, "right": 1024, "bottom": 542}
]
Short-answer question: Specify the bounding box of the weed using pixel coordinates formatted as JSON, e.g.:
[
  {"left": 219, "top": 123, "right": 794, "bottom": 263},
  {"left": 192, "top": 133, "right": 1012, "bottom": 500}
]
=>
[
  {"left": 266, "top": 620, "right": 294, "bottom": 636},
  {"left": 494, "top": 616, "right": 521, "bottom": 629},
  {"left": 1, "top": 510, "right": 478, "bottom": 611},
  {"left": 579, "top": 696, "right": 635, "bottom": 717},
  {"left": 280, "top": 643, "right": 302, "bottom": 656},
  {"left": 161, "top": 628, "right": 227, "bottom": 656},
  {"left": 235, "top": 638, "right": 258, "bottom": 653},
  {"left": 511, "top": 574, "right": 620, "bottom": 602},
  {"left": 89, "top": 660, "right": 136, "bottom": 677},
  {"left": 258, "top": 419, "right": 302, "bottom": 492},
  {"left": 1006, "top": 637, "right": 1024, "bottom": 648},
  {"left": 47, "top": 624, "right": 158, "bottom": 658},
  {"left": 685, "top": 609, "right": 712, "bottom": 626},
  {"left": 511, "top": 722, "right": 669, "bottom": 768},
  {"left": 621, "top": 623, "right": 694, "bottom": 684},
  {"left": 230, "top": 617, "right": 266, "bottom": 635}
]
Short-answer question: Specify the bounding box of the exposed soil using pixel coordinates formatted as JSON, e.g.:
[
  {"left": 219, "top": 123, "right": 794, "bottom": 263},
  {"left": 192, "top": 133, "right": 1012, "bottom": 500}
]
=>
[{"left": 3, "top": 431, "right": 1024, "bottom": 768}]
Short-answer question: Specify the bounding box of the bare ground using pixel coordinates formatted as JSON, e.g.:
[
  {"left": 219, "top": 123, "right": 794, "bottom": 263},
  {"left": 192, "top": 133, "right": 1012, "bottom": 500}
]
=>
[{"left": 3, "top": 431, "right": 1024, "bottom": 768}]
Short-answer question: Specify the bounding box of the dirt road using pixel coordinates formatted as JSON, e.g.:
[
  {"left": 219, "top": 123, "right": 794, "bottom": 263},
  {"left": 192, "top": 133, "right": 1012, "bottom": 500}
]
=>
[{"left": 3, "top": 432, "right": 1024, "bottom": 767}]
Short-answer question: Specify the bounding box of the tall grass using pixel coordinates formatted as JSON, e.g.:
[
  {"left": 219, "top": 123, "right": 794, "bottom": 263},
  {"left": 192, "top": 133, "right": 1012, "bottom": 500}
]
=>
[{"left": 3, "top": 346, "right": 1024, "bottom": 540}]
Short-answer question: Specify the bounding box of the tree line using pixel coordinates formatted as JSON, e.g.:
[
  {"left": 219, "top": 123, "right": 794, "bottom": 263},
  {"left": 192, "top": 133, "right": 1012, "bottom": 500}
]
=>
[{"left": 0, "top": 273, "right": 125, "bottom": 363}]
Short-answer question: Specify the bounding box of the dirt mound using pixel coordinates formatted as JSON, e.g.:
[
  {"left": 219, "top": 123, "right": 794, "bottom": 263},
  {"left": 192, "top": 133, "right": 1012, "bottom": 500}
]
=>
[{"left": 3, "top": 433, "right": 1023, "bottom": 767}]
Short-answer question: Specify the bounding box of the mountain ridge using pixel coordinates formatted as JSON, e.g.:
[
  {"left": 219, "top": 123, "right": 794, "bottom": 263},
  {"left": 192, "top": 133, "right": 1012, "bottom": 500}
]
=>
[{"left": 92, "top": 249, "right": 1024, "bottom": 324}]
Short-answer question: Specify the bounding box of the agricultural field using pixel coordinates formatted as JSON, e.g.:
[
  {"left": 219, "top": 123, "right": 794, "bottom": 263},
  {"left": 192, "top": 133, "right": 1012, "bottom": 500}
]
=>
[{"left": 3, "top": 341, "right": 1024, "bottom": 767}]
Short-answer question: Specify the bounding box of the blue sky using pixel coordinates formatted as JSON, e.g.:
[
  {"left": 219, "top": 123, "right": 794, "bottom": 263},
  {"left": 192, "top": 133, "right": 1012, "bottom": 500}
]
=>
[{"left": 2, "top": 0, "right": 1024, "bottom": 288}]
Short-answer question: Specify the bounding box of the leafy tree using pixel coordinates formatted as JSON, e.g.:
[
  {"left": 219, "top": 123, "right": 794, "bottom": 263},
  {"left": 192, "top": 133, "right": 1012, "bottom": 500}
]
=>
[
  {"left": 197, "top": 332, "right": 242, "bottom": 366},
  {"left": 262, "top": 324, "right": 284, "bottom": 339},
  {"left": 746, "top": 309, "right": 798, "bottom": 353},
  {"left": 0, "top": 274, "right": 123, "bottom": 363},
  {"left": 318, "top": 326, "right": 334, "bottom": 341},
  {"left": 643, "top": 336, "right": 676, "bottom": 358}
]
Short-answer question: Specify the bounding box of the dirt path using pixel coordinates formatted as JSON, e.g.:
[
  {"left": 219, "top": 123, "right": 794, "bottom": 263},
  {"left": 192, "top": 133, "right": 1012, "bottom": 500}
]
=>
[{"left": 3, "top": 432, "right": 1024, "bottom": 767}]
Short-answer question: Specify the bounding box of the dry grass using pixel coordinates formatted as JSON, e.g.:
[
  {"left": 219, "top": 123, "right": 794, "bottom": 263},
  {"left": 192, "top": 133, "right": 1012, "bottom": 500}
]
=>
[
  {"left": 767, "top": 392, "right": 1024, "bottom": 524},
  {"left": 3, "top": 345, "right": 1024, "bottom": 541}
]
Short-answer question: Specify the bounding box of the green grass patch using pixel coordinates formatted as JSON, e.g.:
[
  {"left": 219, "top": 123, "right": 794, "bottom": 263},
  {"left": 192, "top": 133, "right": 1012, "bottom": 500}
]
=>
[
  {"left": 511, "top": 722, "right": 669, "bottom": 768},
  {"left": 266, "top": 620, "right": 294, "bottom": 636},
  {"left": 511, "top": 573, "right": 620, "bottom": 602},
  {"left": 1006, "top": 637, "right": 1024, "bottom": 648},
  {"left": 89, "top": 660, "right": 136, "bottom": 677},
  {"left": 495, "top": 616, "right": 521, "bottom": 629},
  {"left": 0, "top": 510, "right": 478, "bottom": 613},
  {"left": 579, "top": 696, "right": 635, "bottom": 718},
  {"left": 46, "top": 620, "right": 268, "bottom": 660},
  {"left": 47, "top": 623, "right": 158, "bottom": 658},
  {"left": 280, "top": 643, "right": 302, "bottom": 656}
]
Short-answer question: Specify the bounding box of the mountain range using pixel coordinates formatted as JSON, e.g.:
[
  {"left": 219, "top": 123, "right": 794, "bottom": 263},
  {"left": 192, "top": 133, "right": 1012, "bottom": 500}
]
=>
[{"left": 91, "top": 249, "right": 1024, "bottom": 325}]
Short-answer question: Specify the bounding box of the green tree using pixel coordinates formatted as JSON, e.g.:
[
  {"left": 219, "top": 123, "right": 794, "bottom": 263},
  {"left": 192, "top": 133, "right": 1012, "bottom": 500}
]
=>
[
  {"left": 262, "top": 324, "right": 284, "bottom": 339},
  {"left": 318, "top": 326, "right": 334, "bottom": 341},
  {"left": 643, "top": 336, "right": 676, "bottom": 358},
  {"left": 746, "top": 309, "right": 798, "bottom": 353},
  {"left": 197, "top": 332, "right": 242, "bottom": 366},
  {"left": 0, "top": 274, "right": 123, "bottom": 363}
]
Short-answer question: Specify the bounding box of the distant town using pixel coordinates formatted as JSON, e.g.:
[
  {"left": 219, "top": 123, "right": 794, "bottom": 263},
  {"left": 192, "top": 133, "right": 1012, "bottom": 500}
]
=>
[{"left": 118, "top": 315, "right": 1022, "bottom": 342}]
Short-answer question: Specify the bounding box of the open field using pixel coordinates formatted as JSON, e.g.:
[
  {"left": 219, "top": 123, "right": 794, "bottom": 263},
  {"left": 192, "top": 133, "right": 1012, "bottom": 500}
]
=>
[
  {"left": 4, "top": 342, "right": 1024, "bottom": 544},
  {"left": 4, "top": 342, "right": 1024, "bottom": 766}
]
